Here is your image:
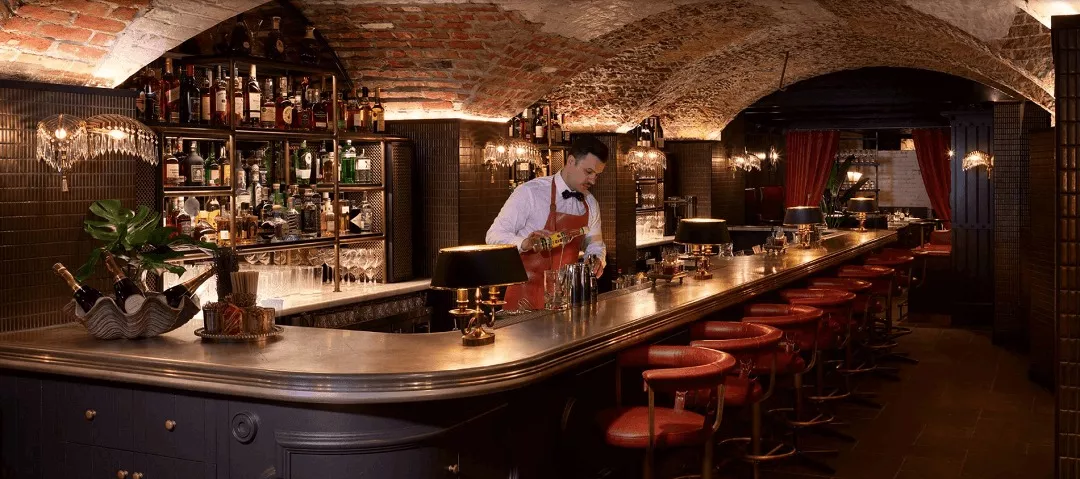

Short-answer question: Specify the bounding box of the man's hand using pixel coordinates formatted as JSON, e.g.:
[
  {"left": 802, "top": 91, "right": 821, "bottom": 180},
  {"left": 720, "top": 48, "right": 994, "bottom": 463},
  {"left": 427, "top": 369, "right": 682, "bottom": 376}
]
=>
[
  {"left": 521, "top": 230, "right": 552, "bottom": 252},
  {"left": 587, "top": 255, "right": 604, "bottom": 278}
]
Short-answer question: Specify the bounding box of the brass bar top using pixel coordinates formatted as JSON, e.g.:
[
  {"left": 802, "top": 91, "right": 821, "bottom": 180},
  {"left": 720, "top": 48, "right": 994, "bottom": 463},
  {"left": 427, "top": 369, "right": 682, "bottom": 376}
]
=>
[{"left": 0, "top": 230, "right": 894, "bottom": 405}]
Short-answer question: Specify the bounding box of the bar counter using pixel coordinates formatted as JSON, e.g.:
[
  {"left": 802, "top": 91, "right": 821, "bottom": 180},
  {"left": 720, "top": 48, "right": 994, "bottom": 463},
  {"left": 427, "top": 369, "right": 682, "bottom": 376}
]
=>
[{"left": 0, "top": 230, "right": 894, "bottom": 405}]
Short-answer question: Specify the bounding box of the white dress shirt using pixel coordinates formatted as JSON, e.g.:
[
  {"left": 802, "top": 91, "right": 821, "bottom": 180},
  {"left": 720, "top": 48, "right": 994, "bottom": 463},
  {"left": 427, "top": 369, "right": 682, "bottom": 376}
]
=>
[{"left": 486, "top": 173, "right": 606, "bottom": 268}]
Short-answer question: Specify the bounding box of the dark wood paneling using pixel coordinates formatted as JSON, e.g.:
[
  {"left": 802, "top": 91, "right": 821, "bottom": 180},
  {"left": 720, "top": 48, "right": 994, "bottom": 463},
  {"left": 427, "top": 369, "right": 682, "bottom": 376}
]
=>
[
  {"left": 1054, "top": 16, "right": 1080, "bottom": 477},
  {"left": 0, "top": 81, "right": 136, "bottom": 333},
  {"left": 1027, "top": 128, "right": 1055, "bottom": 387},
  {"left": 948, "top": 109, "right": 994, "bottom": 322},
  {"left": 993, "top": 102, "right": 1052, "bottom": 346}
]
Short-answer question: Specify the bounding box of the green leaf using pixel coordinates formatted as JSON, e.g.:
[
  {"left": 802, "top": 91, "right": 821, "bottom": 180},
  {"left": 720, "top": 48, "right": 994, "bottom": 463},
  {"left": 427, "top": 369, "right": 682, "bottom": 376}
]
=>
[
  {"left": 89, "top": 200, "right": 124, "bottom": 222},
  {"left": 74, "top": 247, "right": 103, "bottom": 282}
]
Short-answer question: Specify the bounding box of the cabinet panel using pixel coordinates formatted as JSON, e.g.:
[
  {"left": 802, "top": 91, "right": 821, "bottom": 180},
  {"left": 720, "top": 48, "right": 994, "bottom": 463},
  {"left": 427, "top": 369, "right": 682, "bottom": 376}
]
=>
[
  {"left": 283, "top": 446, "right": 452, "bottom": 479},
  {"left": 133, "top": 452, "right": 215, "bottom": 479},
  {"left": 43, "top": 380, "right": 133, "bottom": 450},
  {"left": 133, "top": 390, "right": 210, "bottom": 462},
  {"left": 43, "top": 443, "right": 133, "bottom": 479}
]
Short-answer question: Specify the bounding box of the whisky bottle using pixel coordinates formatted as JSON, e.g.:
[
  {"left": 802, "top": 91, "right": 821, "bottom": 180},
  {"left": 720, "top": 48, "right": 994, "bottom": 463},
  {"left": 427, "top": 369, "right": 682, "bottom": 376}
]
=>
[
  {"left": 313, "top": 89, "right": 329, "bottom": 131},
  {"left": 161, "top": 58, "right": 180, "bottom": 123},
  {"left": 372, "top": 87, "right": 385, "bottom": 133},
  {"left": 294, "top": 140, "right": 311, "bottom": 186},
  {"left": 213, "top": 66, "right": 228, "bottom": 127},
  {"left": 143, "top": 67, "right": 160, "bottom": 123},
  {"left": 246, "top": 64, "right": 261, "bottom": 127},
  {"left": 533, "top": 227, "right": 590, "bottom": 251},
  {"left": 360, "top": 194, "right": 374, "bottom": 233},
  {"left": 200, "top": 68, "right": 212, "bottom": 125},
  {"left": 299, "top": 25, "right": 319, "bottom": 65},
  {"left": 180, "top": 64, "right": 200, "bottom": 124},
  {"left": 276, "top": 77, "right": 292, "bottom": 129},
  {"left": 232, "top": 66, "right": 244, "bottom": 126},
  {"left": 163, "top": 266, "right": 217, "bottom": 308},
  {"left": 53, "top": 263, "right": 104, "bottom": 313},
  {"left": 186, "top": 141, "right": 205, "bottom": 187},
  {"left": 321, "top": 144, "right": 335, "bottom": 184},
  {"left": 228, "top": 15, "right": 253, "bottom": 55},
  {"left": 102, "top": 252, "right": 146, "bottom": 313},
  {"left": 356, "top": 146, "right": 371, "bottom": 184},
  {"left": 165, "top": 139, "right": 182, "bottom": 186},
  {"left": 359, "top": 86, "right": 373, "bottom": 132},
  {"left": 346, "top": 89, "right": 362, "bottom": 132},
  {"left": 266, "top": 16, "right": 285, "bottom": 61},
  {"left": 302, "top": 189, "right": 320, "bottom": 237},
  {"left": 260, "top": 78, "right": 276, "bottom": 129},
  {"left": 206, "top": 148, "right": 221, "bottom": 186}
]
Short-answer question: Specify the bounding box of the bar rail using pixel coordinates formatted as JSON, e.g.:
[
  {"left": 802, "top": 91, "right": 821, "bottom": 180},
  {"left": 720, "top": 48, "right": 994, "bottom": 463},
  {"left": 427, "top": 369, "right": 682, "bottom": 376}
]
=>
[{"left": 0, "top": 231, "right": 894, "bottom": 404}]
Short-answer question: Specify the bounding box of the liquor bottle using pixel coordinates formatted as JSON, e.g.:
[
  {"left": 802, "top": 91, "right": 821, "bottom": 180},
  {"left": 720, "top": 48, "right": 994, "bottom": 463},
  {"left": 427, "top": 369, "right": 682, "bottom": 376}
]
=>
[
  {"left": 277, "top": 77, "right": 292, "bottom": 129},
  {"left": 200, "top": 68, "right": 212, "bottom": 125},
  {"left": 561, "top": 113, "right": 571, "bottom": 143},
  {"left": 549, "top": 109, "right": 561, "bottom": 144},
  {"left": 165, "top": 138, "right": 182, "bottom": 186},
  {"left": 313, "top": 90, "right": 329, "bottom": 131},
  {"left": 321, "top": 192, "right": 334, "bottom": 236},
  {"left": 218, "top": 145, "right": 231, "bottom": 186},
  {"left": 340, "top": 140, "right": 356, "bottom": 184},
  {"left": 294, "top": 140, "right": 311, "bottom": 186},
  {"left": 206, "top": 196, "right": 221, "bottom": 228},
  {"left": 336, "top": 90, "right": 346, "bottom": 131},
  {"left": 372, "top": 87, "right": 385, "bottom": 133},
  {"left": 245, "top": 64, "right": 261, "bottom": 127},
  {"left": 206, "top": 148, "right": 221, "bottom": 186},
  {"left": 348, "top": 199, "right": 363, "bottom": 234},
  {"left": 270, "top": 204, "right": 288, "bottom": 241},
  {"left": 134, "top": 67, "right": 147, "bottom": 120},
  {"left": 271, "top": 183, "right": 283, "bottom": 206},
  {"left": 161, "top": 58, "right": 180, "bottom": 123},
  {"left": 533, "top": 227, "right": 589, "bottom": 251},
  {"left": 102, "top": 252, "right": 146, "bottom": 313},
  {"left": 297, "top": 88, "right": 314, "bottom": 130},
  {"left": 213, "top": 66, "right": 228, "bottom": 127},
  {"left": 302, "top": 189, "right": 320, "bottom": 237},
  {"left": 235, "top": 161, "right": 249, "bottom": 207},
  {"left": 237, "top": 204, "right": 255, "bottom": 244},
  {"left": 284, "top": 188, "right": 301, "bottom": 239},
  {"left": 655, "top": 117, "right": 664, "bottom": 149},
  {"left": 321, "top": 144, "right": 335, "bottom": 184},
  {"left": 52, "top": 263, "right": 104, "bottom": 313},
  {"left": 260, "top": 77, "right": 276, "bottom": 129},
  {"left": 229, "top": 15, "right": 253, "bottom": 55},
  {"left": 521, "top": 108, "right": 532, "bottom": 141},
  {"left": 232, "top": 66, "right": 244, "bottom": 126},
  {"left": 163, "top": 266, "right": 217, "bottom": 308},
  {"left": 356, "top": 145, "right": 371, "bottom": 184},
  {"left": 143, "top": 67, "right": 160, "bottom": 123},
  {"left": 266, "top": 16, "right": 285, "bottom": 61},
  {"left": 635, "top": 183, "right": 643, "bottom": 208},
  {"left": 359, "top": 86, "right": 373, "bottom": 132},
  {"left": 186, "top": 141, "right": 205, "bottom": 186},
  {"left": 346, "top": 89, "right": 362, "bottom": 132},
  {"left": 300, "top": 25, "right": 319, "bottom": 65},
  {"left": 180, "top": 64, "right": 200, "bottom": 124},
  {"left": 360, "top": 194, "right": 374, "bottom": 233},
  {"left": 640, "top": 119, "right": 652, "bottom": 147},
  {"left": 534, "top": 106, "right": 547, "bottom": 144},
  {"left": 508, "top": 114, "right": 517, "bottom": 138},
  {"left": 514, "top": 159, "right": 531, "bottom": 184},
  {"left": 216, "top": 208, "right": 231, "bottom": 246},
  {"left": 258, "top": 186, "right": 273, "bottom": 222},
  {"left": 175, "top": 197, "right": 193, "bottom": 237}
]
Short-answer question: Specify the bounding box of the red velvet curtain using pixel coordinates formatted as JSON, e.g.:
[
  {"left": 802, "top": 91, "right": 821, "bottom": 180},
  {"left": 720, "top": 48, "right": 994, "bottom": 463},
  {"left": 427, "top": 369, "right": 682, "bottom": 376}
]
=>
[
  {"left": 784, "top": 130, "right": 839, "bottom": 207},
  {"left": 912, "top": 128, "right": 951, "bottom": 227}
]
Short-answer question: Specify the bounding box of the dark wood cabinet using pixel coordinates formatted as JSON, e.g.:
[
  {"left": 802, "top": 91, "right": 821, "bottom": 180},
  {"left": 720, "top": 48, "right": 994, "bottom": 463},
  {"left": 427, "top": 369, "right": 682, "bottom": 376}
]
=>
[
  {"left": 132, "top": 390, "right": 215, "bottom": 462},
  {"left": 43, "top": 380, "right": 134, "bottom": 451}
]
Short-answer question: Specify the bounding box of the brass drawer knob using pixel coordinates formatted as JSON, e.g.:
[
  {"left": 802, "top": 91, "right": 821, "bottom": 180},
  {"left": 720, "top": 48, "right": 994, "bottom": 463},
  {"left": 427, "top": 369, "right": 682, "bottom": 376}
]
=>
[
  {"left": 165, "top": 419, "right": 176, "bottom": 431},
  {"left": 116, "top": 470, "right": 128, "bottom": 479},
  {"left": 132, "top": 473, "right": 143, "bottom": 479},
  {"left": 84, "top": 409, "right": 96, "bottom": 421},
  {"left": 447, "top": 464, "right": 460, "bottom": 474}
]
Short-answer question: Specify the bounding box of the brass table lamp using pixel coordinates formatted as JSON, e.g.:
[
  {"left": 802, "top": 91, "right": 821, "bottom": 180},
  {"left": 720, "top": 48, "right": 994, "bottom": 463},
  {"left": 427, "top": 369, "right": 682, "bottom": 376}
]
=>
[
  {"left": 431, "top": 244, "right": 528, "bottom": 346},
  {"left": 784, "top": 206, "right": 825, "bottom": 248},
  {"left": 848, "top": 197, "right": 876, "bottom": 232},
  {"left": 674, "top": 218, "right": 731, "bottom": 280}
]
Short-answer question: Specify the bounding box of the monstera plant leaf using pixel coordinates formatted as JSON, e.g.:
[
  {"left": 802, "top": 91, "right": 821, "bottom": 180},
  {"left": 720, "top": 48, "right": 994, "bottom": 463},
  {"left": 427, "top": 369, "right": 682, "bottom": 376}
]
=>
[{"left": 76, "top": 200, "right": 218, "bottom": 282}]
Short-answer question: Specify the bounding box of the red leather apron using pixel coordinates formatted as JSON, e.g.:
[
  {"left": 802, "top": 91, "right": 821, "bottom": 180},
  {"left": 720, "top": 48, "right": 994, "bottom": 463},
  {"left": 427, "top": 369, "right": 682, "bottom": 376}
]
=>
[{"left": 504, "top": 179, "right": 590, "bottom": 310}]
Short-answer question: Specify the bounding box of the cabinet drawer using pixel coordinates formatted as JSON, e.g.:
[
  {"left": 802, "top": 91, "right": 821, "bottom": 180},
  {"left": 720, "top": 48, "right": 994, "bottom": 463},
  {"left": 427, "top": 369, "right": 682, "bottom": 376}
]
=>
[
  {"left": 132, "top": 390, "right": 211, "bottom": 462},
  {"left": 134, "top": 452, "right": 215, "bottom": 479},
  {"left": 41, "top": 443, "right": 213, "bottom": 479},
  {"left": 43, "top": 380, "right": 133, "bottom": 450}
]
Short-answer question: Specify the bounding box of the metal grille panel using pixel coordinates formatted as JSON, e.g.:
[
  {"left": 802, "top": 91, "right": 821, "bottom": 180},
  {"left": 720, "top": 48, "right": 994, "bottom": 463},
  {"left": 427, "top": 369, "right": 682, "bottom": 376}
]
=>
[{"left": 387, "top": 140, "right": 414, "bottom": 282}]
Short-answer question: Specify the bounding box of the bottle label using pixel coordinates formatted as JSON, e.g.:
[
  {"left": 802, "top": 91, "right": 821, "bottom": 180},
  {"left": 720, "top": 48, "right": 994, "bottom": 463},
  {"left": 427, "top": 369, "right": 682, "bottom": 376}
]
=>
[
  {"left": 261, "top": 105, "right": 275, "bottom": 125},
  {"left": 216, "top": 91, "right": 228, "bottom": 113},
  {"left": 275, "top": 39, "right": 285, "bottom": 54},
  {"left": 282, "top": 105, "right": 294, "bottom": 125},
  {"left": 249, "top": 94, "right": 261, "bottom": 119},
  {"left": 535, "top": 125, "right": 544, "bottom": 138},
  {"left": 166, "top": 164, "right": 179, "bottom": 183},
  {"left": 315, "top": 119, "right": 327, "bottom": 129},
  {"left": 517, "top": 162, "right": 529, "bottom": 171},
  {"left": 209, "top": 169, "right": 220, "bottom": 185},
  {"left": 352, "top": 113, "right": 362, "bottom": 128},
  {"left": 357, "top": 158, "right": 370, "bottom": 171},
  {"left": 296, "top": 169, "right": 310, "bottom": 180},
  {"left": 168, "top": 86, "right": 180, "bottom": 104},
  {"left": 351, "top": 211, "right": 366, "bottom": 231},
  {"left": 189, "top": 165, "right": 205, "bottom": 185},
  {"left": 344, "top": 151, "right": 356, "bottom": 160},
  {"left": 136, "top": 93, "right": 146, "bottom": 114},
  {"left": 200, "top": 97, "right": 210, "bottom": 121},
  {"left": 234, "top": 97, "right": 244, "bottom": 120}
]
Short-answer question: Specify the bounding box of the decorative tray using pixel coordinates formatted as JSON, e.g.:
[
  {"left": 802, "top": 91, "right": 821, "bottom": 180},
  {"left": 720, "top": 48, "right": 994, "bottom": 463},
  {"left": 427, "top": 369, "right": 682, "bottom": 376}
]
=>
[
  {"left": 194, "top": 325, "right": 284, "bottom": 342},
  {"left": 647, "top": 271, "right": 687, "bottom": 287}
]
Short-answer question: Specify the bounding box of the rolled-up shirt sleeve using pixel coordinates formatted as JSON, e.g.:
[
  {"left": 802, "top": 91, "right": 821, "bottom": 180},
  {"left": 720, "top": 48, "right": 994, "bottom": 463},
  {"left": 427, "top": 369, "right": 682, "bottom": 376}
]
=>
[
  {"left": 583, "top": 195, "right": 607, "bottom": 268},
  {"left": 486, "top": 184, "right": 533, "bottom": 252}
]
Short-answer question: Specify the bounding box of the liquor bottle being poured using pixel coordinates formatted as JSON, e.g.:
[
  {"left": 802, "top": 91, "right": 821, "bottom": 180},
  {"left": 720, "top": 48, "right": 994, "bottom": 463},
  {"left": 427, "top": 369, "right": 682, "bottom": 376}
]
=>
[
  {"left": 52, "top": 263, "right": 104, "bottom": 314},
  {"left": 533, "top": 226, "right": 590, "bottom": 252},
  {"left": 102, "top": 252, "right": 146, "bottom": 313}
]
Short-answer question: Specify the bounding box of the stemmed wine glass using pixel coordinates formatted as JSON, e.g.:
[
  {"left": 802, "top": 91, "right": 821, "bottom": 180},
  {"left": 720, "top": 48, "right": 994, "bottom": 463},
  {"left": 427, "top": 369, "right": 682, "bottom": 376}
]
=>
[{"left": 365, "top": 248, "right": 381, "bottom": 286}]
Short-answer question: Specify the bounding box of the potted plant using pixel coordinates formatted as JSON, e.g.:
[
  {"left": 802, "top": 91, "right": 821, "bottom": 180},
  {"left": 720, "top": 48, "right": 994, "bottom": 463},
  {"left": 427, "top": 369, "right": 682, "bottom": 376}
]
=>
[
  {"left": 821, "top": 154, "right": 871, "bottom": 228},
  {"left": 75, "top": 199, "right": 217, "bottom": 289}
]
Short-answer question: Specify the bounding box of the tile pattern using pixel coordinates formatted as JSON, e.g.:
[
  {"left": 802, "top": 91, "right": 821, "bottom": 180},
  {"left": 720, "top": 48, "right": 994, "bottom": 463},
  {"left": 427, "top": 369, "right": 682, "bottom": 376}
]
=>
[
  {"left": 666, "top": 141, "right": 715, "bottom": 219},
  {"left": 592, "top": 133, "right": 637, "bottom": 276},
  {"left": 1026, "top": 129, "right": 1055, "bottom": 387},
  {"left": 386, "top": 140, "right": 414, "bottom": 283},
  {"left": 458, "top": 120, "right": 508, "bottom": 246},
  {"left": 712, "top": 141, "right": 746, "bottom": 225},
  {"left": 0, "top": 80, "right": 135, "bottom": 332},
  {"left": 1054, "top": 17, "right": 1080, "bottom": 476},
  {"left": 992, "top": 102, "right": 1051, "bottom": 346}
]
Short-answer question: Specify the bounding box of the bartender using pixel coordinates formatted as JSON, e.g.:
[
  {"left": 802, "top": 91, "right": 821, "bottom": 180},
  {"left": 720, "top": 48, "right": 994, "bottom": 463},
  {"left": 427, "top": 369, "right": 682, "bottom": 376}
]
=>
[{"left": 486, "top": 135, "right": 609, "bottom": 310}]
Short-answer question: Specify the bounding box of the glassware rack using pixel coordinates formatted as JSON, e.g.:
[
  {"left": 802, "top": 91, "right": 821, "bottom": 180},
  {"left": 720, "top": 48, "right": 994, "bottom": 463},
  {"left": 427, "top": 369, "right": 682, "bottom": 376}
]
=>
[{"left": 151, "top": 55, "right": 407, "bottom": 293}]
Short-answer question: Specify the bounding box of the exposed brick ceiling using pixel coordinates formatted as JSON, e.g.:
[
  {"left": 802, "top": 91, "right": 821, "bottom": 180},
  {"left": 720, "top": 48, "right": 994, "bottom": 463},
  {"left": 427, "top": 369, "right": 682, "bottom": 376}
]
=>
[{"left": 0, "top": 0, "right": 1058, "bottom": 138}]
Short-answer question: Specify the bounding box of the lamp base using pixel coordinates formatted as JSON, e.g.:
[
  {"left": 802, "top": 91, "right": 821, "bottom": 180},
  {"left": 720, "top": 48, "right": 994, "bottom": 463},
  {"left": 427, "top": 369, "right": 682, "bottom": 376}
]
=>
[
  {"left": 694, "top": 270, "right": 713, "bottom": 280},
  {"left": 855, "top": 213, "right": 868, "bottom": 232},
  {"left": 462, "top": 327, "right": 496, "bottom": 346}
]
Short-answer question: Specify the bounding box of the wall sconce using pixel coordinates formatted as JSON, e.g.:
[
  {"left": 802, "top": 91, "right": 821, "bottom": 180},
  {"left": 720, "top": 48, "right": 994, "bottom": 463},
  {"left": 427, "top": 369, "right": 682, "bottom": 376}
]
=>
[
  {"left": 846, "top": 171, "right": 863, "bottom": 183},
  {"left": 84, "top": 114, "right": 159, "bottom": 165},
  {"left": 729, "top": 150, "right": 761, "bottom": 173},
  {"left": 961, "top": 150, "right": 993, "bottom": 176},
  {"left": 36, "top": 113, "right": 88, "bottom": 192},
  {"left": 626, "top": 145, "right": 667, "bottom": 175}
]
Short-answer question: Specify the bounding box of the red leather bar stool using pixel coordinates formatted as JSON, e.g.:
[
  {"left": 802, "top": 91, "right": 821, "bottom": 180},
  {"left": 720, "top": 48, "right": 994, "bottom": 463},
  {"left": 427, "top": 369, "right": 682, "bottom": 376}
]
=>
[
  {"left": 805, "top": 277, "right": 883, "bottom": 408},
  {"left": 838, "top": 264, "right": 917, "bottom": 366},
  {"left": 777, "top": 289, "right": 857, "bottom": 442},
  {"left": 597, "top": 345, "right": 736, "bottom": 479},
  {"left": 740, "top": 304, "right": 838, "bottom": 476},
  {"left": 690, "top": 322, "right": 788, "bottom": 479},
  {"left": 865, "top": 253, "right": 916, "bottom": 327}
]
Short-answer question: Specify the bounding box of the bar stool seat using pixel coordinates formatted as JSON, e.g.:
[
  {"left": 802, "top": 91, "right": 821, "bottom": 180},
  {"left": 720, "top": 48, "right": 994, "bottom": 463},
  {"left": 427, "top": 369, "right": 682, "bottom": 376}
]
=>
[
  {"left": 598, "top": 407, "right": 715, "bottom": 449},
  {"left": 807, "top": 278, "right": 875, "bottom": 317},
  {"left": 779, "top": 289, "right": 856, "bottom": 349}
]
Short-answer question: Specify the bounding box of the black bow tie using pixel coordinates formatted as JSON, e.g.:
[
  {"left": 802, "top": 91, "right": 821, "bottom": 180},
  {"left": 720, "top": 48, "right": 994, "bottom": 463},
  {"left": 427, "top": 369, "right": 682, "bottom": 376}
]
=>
[{"left": 562, "top": 190, "right": 584, "bottom": 201}]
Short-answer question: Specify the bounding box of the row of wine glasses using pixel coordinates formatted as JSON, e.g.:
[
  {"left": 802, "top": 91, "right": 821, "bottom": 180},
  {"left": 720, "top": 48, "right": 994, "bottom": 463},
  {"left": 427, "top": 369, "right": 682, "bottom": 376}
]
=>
[
  {"left": 339, "top": 247, "right": 383, "bottom": 291},
  {"left": 637, "top": 212, "right": 665, "bottom": 241}
]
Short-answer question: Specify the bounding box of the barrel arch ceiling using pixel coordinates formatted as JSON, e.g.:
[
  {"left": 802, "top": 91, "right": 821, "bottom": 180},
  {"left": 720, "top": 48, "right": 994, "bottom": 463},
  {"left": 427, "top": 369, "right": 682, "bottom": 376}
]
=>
[{"left": 0, "top": 0, "right": 1060, "bottom": 139}]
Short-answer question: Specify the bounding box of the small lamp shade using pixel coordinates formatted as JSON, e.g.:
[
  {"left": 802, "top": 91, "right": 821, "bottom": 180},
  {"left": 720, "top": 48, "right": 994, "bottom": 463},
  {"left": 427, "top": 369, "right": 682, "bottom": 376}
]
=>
[
  {"left": 431, "top": 244, "right": 528, "bottom": 290},
  {"left": 848, "top": 197, "right": 876, "bottom": 213},
  {"left": 783, "top": 206, "right": 824, "bottom": 226},
  {"left": 675, "top": 218, "right": 731, "bottom": 245}
]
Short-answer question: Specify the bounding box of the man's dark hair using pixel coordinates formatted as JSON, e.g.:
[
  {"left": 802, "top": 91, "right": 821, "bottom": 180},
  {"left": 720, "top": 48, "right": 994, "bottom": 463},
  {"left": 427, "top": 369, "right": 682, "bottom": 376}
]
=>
[{"left": 569, "top": 135, "right": 609, "bottom": 163}]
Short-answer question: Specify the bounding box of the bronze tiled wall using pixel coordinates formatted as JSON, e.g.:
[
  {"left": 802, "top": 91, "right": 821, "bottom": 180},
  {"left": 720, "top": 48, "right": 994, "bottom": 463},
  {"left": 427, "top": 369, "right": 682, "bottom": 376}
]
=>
[
  {"left": 712, "top": 142, "right": 747, "bottom": 225},
  {"left": 992, "top": 102, "right": 1051, "bottom": 346},
  {"left": 0, "top": 80, "right": 136, "bottom": 332},
  {"left": 591, "top": 133, "right": 637, "bottom": 276},
  {"left": 663, "top": 140, "right": 746, "bottom": 224},
  {"left": 948, "top": 109, "right": 995, "bottom": 324},
  {"left": 459, "top": 121, "right": 509, "bottom": 246},
  {"left": 1054, "top": 16, "right": 1080, "bottom": 476},
  {"left": 1026, "top": 128, "right": 1055, "bottom": 388}
]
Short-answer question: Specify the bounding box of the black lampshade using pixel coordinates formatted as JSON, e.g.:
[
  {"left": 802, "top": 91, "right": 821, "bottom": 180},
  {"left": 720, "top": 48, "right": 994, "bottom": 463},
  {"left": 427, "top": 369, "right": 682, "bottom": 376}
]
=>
[
  {"left": 431, "top": 244, "right": 528, "bottom": 290},
  {"left": 848, "top": 197, "right": 876, "bottom": 213},
  {"left": 675, "top": 218, "right": 731, "bottom": 245},
  {"left": 783, "top": 206, "right": 824, "bottom": 226}
]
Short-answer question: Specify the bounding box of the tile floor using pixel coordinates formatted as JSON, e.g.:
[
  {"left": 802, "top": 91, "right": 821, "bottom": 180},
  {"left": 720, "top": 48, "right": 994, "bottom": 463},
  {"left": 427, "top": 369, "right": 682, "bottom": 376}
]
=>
[{"left": 741, "top": 324, "right": 1055, "bottom": 479}]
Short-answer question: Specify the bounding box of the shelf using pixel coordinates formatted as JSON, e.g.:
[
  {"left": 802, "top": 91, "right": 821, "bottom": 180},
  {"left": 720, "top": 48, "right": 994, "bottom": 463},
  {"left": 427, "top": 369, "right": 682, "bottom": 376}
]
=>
[
  {"left": 338, "top": 132, "right": 409, "bottom": 142},
  {"left": 340, "top": 233, "right": 385, "bottom": 244},
  {"left": 636, "top": 207, "right": 664, "bottom": 213},
  {"left": 635, "top": 178, "right": 663, "bottom": 184},
  {"left": 163, "top": 186, "right": 232, "bottom": 197},
  {"left": 234, "top": 128, "right": 336, "bottom": 142},
  {"left": 315, "top": 184, "right": 383, "bottom": 192},
  {"left": 539, "top": 144, "right": 569, "bottom": 151},
  {"left": 236, "top": 236, "right": 335, "bottom": 254},
  {"left": 164, "top": 54, "right": 338, "bottom": 76},
  {"left": 150, "top": 124, "right": 232, "bottom": 140}
]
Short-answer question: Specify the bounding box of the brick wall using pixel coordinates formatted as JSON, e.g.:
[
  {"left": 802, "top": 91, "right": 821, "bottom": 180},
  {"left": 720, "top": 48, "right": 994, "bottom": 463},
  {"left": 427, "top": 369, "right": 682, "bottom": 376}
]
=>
[{"left": 875, "top": 150, "right": 932, "bottom": 209}]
